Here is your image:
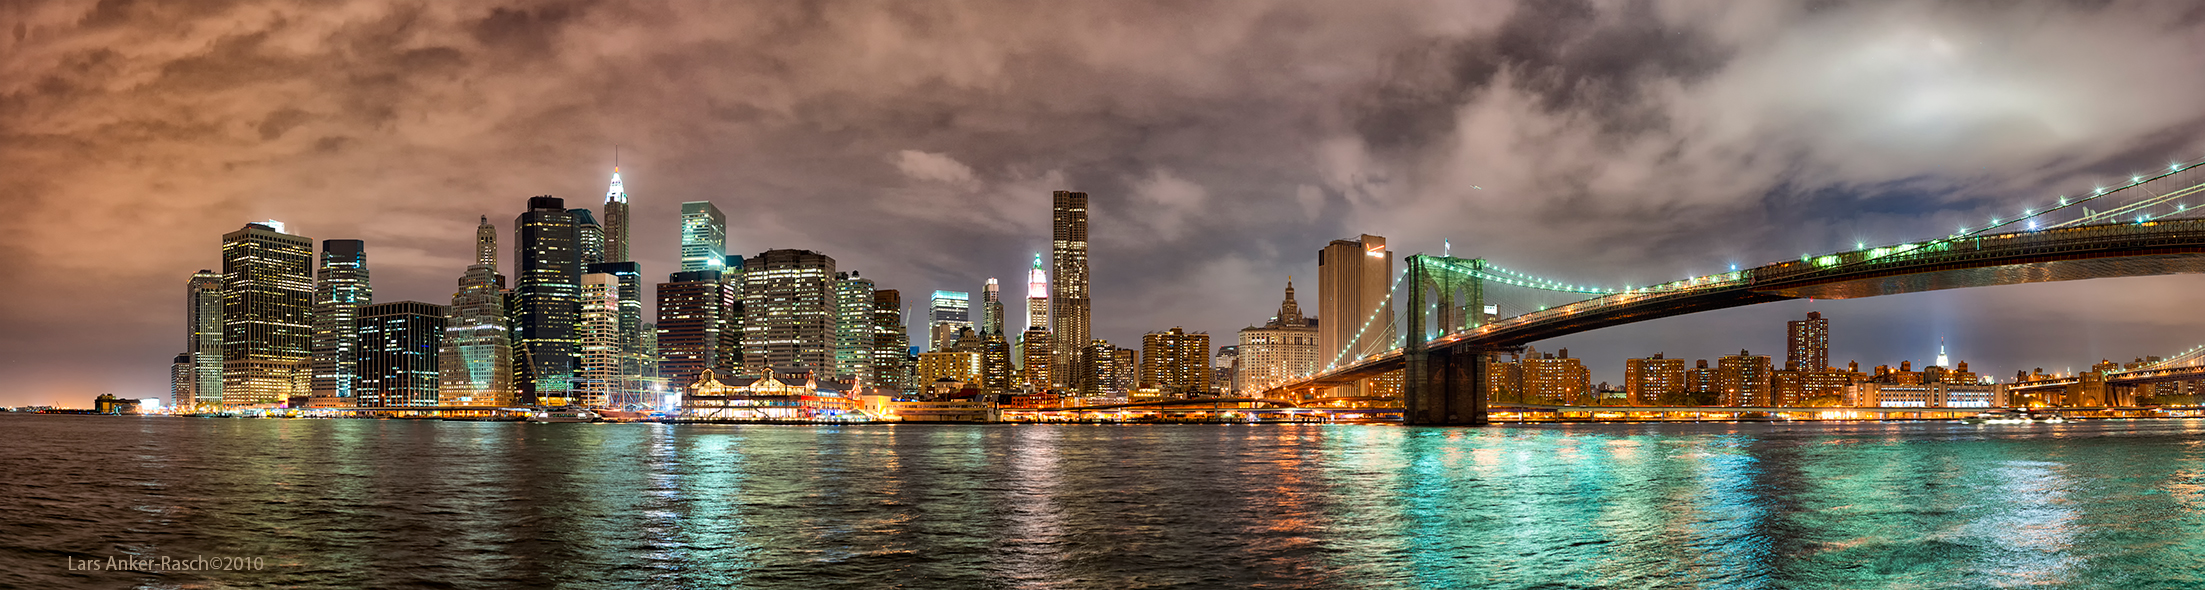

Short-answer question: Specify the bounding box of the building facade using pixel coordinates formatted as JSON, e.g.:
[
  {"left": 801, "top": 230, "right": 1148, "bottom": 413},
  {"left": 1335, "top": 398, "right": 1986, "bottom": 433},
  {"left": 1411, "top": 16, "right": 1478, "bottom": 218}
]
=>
[
  {"left": 1318, "top": 234, "right": 1392, "bottom": 397},
  {"left": 438, "top": 262, "right": 513, "bottom": 407},
  {"left": 657, "top": 269, "right": 736, "bottom": 389},
  {"left": 1050, "top": 191, "right": 1093, "bottom": 394},
  {"left": 221, "top": 221, "right": 315, "bottom": 406},
  {"left": 1787, "top": 311, "right": 1829, "bottom": 371},
  {"left": 603, "top": 166, "right": 630, "bottom": 264},
  {"left": 679, "top": 201, "right": 726, "bottom": 272},
  {"left": 310, "top": 239, "right": 371, "bottom": 402},
  {"left": 576, "top": 272, "right": 621, "bottom": 408},
  {"left": 1236, "top": 280, "right": 1319, "bottom": 396},
  {"left": 928, "top": 290, "right": 971, "bottom": 352},
  {"left": 355, "top": 301, "right": 447, "bottom": 408},
  {"left": 834, "top": 272, "right": 877, "bottom": 383},
  {"left": 742, "top": 249, "right": 839, "bottom": 374},
  {"left": 1141, "top": 327, "right": 1212, "bottom": 395},
  {"left": 1625, "top": 353, "right": 1686, "bottom": 405},
  {"left": 1716, "top": 350, "right": 1774, "bottom": 406},
  {"left": 185, "top": 270, "right": 224, "bottom": 409},
  {"left": 513, "top": 196, "right": 580, "bottom": 404},
  {"left": 871, "top": 290, "right": 911, "bottom": 392}
]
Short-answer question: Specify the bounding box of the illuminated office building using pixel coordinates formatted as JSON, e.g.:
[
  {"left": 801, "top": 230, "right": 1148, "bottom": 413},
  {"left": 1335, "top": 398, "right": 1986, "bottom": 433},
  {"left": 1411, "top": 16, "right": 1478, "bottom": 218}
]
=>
[
  {"left": 929, "top": 290, "right": 971, "bottom": 351},
  {"left": 1050, "top": 191, "right": 1092, "bottom": 393},
  {"left": 310, "top": 239, "right": 371, "bottom": 402},
  {"left": 439, "top": 261, "right": 513, "bottom": 407},
  {"left": 1021, "top": 328, "right": 1052, "bottom": 391},
  {"left": 513, "top": 196, "right": 580, "bottom": 404},
  {"left": 185, "top": 270, "right": 224, "bottom": 409},
  {"left": 221, "top": 221, "right": 315, "bottom": 406},
  {"left": 872, "top": 290, "right": 911, "bottom": 392},
  {"left": 355, "top": 301, "right": 446, "bottom": 408},
  {"left": 574, "top": 209, "right": 604, "bottom": 267},
  {"left": 576, "top": 272, "right": 620, "bottom": 408},
  {"left": 679, "top": 201, "right": 726, "bottom": 272},
  {"left": 587, "top": 261, "right": 649, "bottom": 407},
  {"left": 1318, "top": 234, "right": 1391, "bottom": 397},
  {"left": 835, "top": 272, "right": 877, "bottom": 383},
  {"left": 657, "top": 269, "right": 736, "bottom": 389},
  {"left": 742, "top": 249, "right": 838, "bottom": 374}
]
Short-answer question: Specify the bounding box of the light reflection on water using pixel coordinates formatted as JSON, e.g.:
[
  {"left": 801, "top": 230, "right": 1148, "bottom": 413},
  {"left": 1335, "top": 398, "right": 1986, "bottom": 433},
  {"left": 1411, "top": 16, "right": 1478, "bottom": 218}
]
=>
[{"left": 10, "top": 416, "right": 2205, "bottom": 588}]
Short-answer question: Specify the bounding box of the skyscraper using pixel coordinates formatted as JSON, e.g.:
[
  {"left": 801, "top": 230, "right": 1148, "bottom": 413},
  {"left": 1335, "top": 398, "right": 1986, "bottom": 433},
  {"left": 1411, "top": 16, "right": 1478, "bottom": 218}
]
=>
[
  {"left": 679, "top": 201, "right": 727, "bottom": 272},
  {"left": 835, "top": 272, "right": 877, "bottom": 383},
  {"left": 742, "top": 249, "right": 838, "bottom": 374},
  {"left": 981, "top": 278, "right": 1005, "bottom": 336},
  {"left": 170, "top": 353, "right": 191, "bottom": 410},
  {"left": 981, "top": 332, "right": 1013, "bottom": 392},
  {"left": 476, "top": 216, "right": 497, "bottom": 269},
  {"left": 221, "top": 221, "right": 314, "bottom": 406},
  {"left": 1021, "top": 328, "right": 1052, "bottom": 392},
  {"left": 928, "top": 290, "right": 971, "bottom": 351},
  {"left": 438, "top": 261, "right": 513, "bottom": 407},
  {"left": 574, "top": 209, "right": 605, "bottom": 266},
  {"left": 355, "top": 301, "right": 447, "bottom": 408},
  {"left": 185, "top": 270, "right": 223, "bottom": 409},
  {"left": 1051, "top": 191, "right": 1092, "bottom": 394},
  {"left": 577, "top": 272, "right": 621, "bottom": 408},
  {"left": 1786, "top": 311, "right": 1829, "bottom": 371},
  {"left": 587, "top": 261, "right": 648, "bottom": 407},
  {"left": 1025, "top": 253, "right": 1048, "bottom": 330},
  {"left": 310, "top": 239, "right": 371, "bottom": 402},
  {"left": 1318, "top": 234, "right": 1392, "bottom": 396},
  {"left": 1236, "top": 280, "right": 1319, "bottom": 396},
  {"left": 603, "top": 165, "right": 630, "bottom": 263},
  {"left": 872, "top": 289, "right": 911, "bottom": 392},
  {"left": 513, "top": 196, "right": 580, "bottom": 404},
  {"left": 657, "top": 269, "right": 735, "bottom": 390}
]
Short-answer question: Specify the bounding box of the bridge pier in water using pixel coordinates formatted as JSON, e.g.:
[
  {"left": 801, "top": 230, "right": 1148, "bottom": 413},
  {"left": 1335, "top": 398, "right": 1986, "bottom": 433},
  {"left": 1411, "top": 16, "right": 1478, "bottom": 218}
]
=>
[{"left": 1402, "top": 254, "right": 1491, "bottom": 426}]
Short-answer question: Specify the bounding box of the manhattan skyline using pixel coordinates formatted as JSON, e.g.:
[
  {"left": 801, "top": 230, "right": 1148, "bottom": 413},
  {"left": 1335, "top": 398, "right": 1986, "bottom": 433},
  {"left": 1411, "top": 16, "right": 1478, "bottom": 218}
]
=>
[{"left": 8, "top": 2, "right": 2205, "bottom": 406}]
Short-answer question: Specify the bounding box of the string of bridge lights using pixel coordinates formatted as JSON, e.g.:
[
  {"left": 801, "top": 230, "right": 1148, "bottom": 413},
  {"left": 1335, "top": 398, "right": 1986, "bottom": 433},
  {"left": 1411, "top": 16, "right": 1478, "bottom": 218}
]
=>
[{"left": 1322, "top": 268, "right": 1411, "bottom": 371}]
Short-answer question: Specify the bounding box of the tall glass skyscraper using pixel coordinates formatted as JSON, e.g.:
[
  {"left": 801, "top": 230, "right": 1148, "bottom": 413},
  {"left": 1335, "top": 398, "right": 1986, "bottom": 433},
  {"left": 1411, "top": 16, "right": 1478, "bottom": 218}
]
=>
[
  {"left": 679, "top": 201, "right": 726, "bottom": 272},
  {"left": 439, "top": 260, "right": 512, "bottom": 407},
  {"left": 929, "top": 290, "right": 971, "bottom": 351},
  {"left": 1050, "top": 191, "right": 1092, "bottom": 393},
  {"left": 311, "top": 239, "right": 370, "bottom": 401},
  {"left": 872, "top": 290, "right": 910, "bottom": 392},
  {"left": 574, "top": 209, "right": 605, "bottom": 266},
  {"left": 513, "top": 196, "right": 580, "bottom": 405},
  {"left": 185, "top": 270, "right": 224, "bottom": 409},
  {"left": 604, "top": 166, "right": 630, "bottom": 263},
  {"left": 221, "top": 221, "right": 314, "bottom": 406},
  {"left": 834, "top": 272, "right": 877, "bottom": 383},
  {"left": 587, "top": 261, "right": 648, "bottom": 406},
  {"left": 355, "top": 301, "right": 447, "bottom": 408}
]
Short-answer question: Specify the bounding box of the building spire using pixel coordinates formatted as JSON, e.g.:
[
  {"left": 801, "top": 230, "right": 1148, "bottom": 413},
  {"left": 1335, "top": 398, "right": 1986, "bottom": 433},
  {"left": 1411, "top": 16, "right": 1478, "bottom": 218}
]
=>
[
  {"left": 1277, "top": 277, "right": 1304, "bottom": 327},
  {"left": 475, "top": 215, "right": 496, "bottom": 268}
]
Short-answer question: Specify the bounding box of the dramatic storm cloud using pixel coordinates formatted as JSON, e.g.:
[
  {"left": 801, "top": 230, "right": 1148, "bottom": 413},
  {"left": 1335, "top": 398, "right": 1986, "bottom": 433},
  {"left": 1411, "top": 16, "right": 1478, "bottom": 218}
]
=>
[{"left": 4, "top": 0, "right": 2205, "bottom": 404}]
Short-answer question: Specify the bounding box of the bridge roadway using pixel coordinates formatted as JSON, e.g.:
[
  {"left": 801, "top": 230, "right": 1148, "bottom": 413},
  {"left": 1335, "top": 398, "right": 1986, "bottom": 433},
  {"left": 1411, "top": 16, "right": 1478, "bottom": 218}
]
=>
[
  {"left": 1263, "top": 219, "right": 2205, "bottom": 423},
  {"left": 2006, "top": 364, "right": 2205, "bottom": 393}
]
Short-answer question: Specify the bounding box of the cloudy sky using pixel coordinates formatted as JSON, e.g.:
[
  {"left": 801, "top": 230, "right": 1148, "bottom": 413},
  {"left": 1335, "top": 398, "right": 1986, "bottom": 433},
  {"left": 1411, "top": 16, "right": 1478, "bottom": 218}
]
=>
[{"left": 5, "top": 0, "right": 2205, "bottom": 406}]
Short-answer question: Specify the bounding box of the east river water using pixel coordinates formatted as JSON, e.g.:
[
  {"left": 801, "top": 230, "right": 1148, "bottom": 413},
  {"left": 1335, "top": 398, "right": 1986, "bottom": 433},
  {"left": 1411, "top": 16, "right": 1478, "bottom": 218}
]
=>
[{"left": 7, "top": 415, "right": 2205, "bottom": 589}]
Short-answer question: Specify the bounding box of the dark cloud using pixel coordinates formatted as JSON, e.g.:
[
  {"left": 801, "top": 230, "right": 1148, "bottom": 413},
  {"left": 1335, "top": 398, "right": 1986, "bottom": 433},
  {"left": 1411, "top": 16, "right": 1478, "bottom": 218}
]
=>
[{"left": 3, "top": 0, "right": 2205, "bottom": 405}]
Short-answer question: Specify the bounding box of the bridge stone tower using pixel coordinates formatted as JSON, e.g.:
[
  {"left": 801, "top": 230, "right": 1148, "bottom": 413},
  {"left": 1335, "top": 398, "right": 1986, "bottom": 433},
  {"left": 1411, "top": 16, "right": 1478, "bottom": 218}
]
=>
[{"left": 1403, "top": 254, "right": 1491, "bottom": 425}]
